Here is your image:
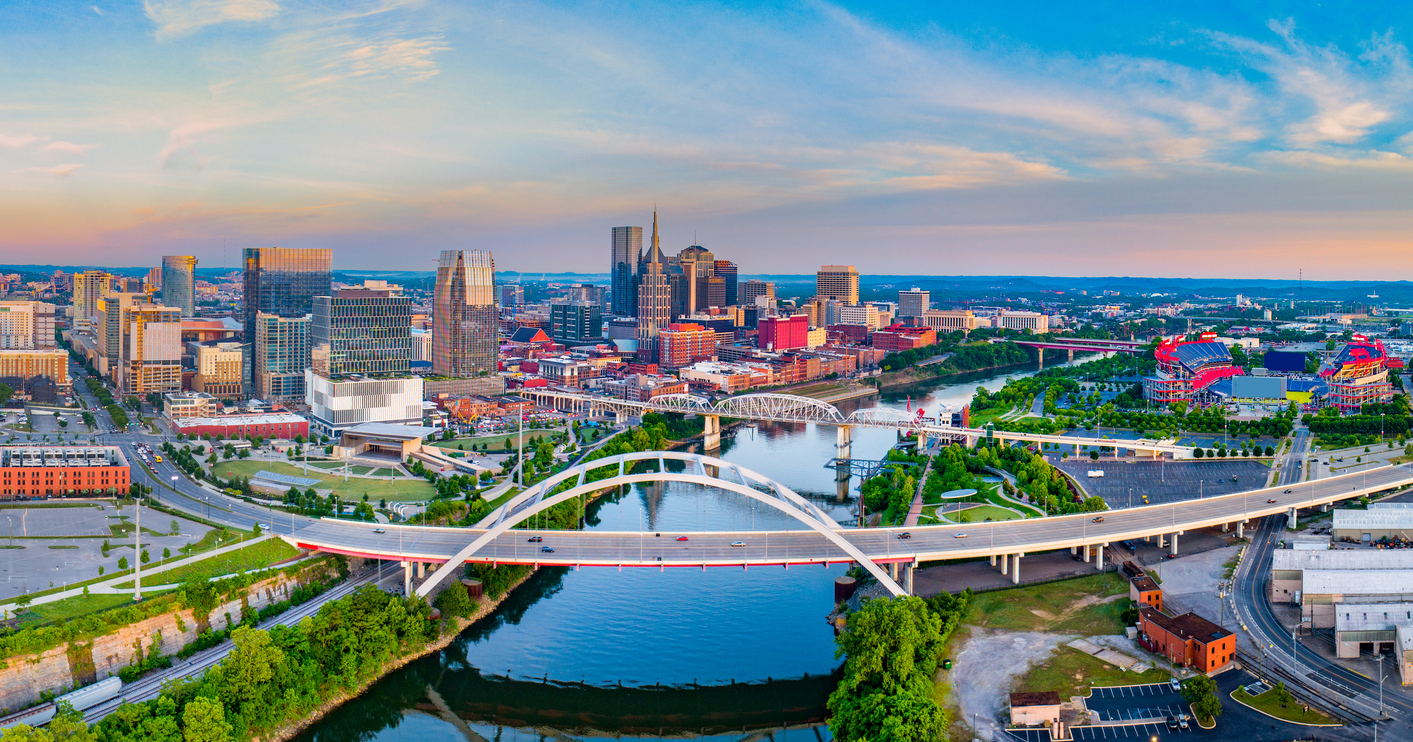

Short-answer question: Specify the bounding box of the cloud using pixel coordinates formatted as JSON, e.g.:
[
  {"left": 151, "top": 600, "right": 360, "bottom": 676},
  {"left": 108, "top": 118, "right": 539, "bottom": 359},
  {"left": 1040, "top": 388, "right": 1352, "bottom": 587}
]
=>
[
  {"left": 41, "top": 141, "right": 98, "bottom": 156},
  {"left": 92, "top": 5, "right": 103, "bottom": 15},
  {"left": 0, "top": 133, "right": 37, "bottom": 148},
  {"left": 17, "top": 164, "right": 85, "bottom": 177},
  {"left": 145, "top": 0, "right": 279, "bottom": 40}
]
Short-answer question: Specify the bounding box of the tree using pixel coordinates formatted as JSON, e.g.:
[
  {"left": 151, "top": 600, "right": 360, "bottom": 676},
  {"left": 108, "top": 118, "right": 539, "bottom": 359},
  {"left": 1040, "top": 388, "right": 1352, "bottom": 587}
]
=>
[
  {"left": 252, "top": 521, "right": 262, "bottom": 537},
  {"left": 827, "top": 597, "right": 948, "bottom": 742},
  {"left": 181, "top": 696, "right": 233, "bottom": 742},
  {"left": 140, "top": 550, "right": 149, "bottom": 565},
  {"left": 1193, "top": 448, "right": 1204, "bottom": 459},
  {"left": 435, "top": 580, "right": 474, "bottom": 618},
  {"left": 118, "top": 556, "right": 128, "bottom": 570},
  {"left": 162, "top": 547, "right": 171, "bottom": 559},
  {"left": 1180, "top": 674, "right": 1222, "bottom": 723}
]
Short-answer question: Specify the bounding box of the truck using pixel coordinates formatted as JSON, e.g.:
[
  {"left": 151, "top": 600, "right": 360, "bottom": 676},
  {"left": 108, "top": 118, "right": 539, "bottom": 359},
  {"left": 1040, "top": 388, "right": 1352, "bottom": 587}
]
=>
[{"left": 1087, "top": 470, "right": 1104, "bottom": 478}]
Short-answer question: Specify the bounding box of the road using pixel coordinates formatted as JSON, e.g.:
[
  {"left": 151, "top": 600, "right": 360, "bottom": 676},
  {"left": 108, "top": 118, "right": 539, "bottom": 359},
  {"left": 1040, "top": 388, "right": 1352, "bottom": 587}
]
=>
[{"left": 81, "top": 569, "right": 379, "bottom": 724}]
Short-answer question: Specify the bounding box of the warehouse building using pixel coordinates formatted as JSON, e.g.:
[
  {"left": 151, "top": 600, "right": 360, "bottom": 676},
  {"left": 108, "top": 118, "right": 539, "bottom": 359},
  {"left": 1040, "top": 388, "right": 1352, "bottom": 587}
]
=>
[
  {"left": 1271, "top": 549, "right": 1413, "bottom": 604},
  {"left": 1332, "top": 506, "right": 1413, "bottom": 544},
  {"left": 1301, "top": 570, "right": 1413, "bottom": 628}
]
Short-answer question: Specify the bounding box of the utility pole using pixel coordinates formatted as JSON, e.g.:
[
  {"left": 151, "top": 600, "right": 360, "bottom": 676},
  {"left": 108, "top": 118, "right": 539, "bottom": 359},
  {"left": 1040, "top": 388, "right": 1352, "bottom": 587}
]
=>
[{"left": 133, "top": 497, "right": 141, "bottom": 601}]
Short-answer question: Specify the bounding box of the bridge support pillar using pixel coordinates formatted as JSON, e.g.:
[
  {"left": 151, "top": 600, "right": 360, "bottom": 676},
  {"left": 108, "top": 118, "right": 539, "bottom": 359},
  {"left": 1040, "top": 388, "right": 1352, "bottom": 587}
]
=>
[
  {"left": 1068, "top": 349, "right": 1074, "bottom": 363},
  {"left": 1012, "top": 554, "right": 1022, "bottom": 584},
  {"left": 837, "top": 425, "right": 852, "bottom": 460},
  {"left": 903, "top": 562, "right": 914, "bottom": 595},
  {"left": 1287, "top": 507, "right": 1298, "bottom": 530},
  {"left": 703, "top": 415, "right": 721, "bottom": 450},
  {"left": 1069, "top": 546, "right": 1076, "bottom": 555},
  {"left": 1000, "top": 553, "right": 1009, "bottom": 576},
  {"left": 1083, "top": 545, "right": 1090, "bottom": 563},
  {"left": 418, "top": 561, "right": 426, "bottom": 579},
  {"left": 890, "top": 562, "right": 900, "bottom": 581},
  {"left": 1169, "top": 532, "right": 1179, "bottom": 556},
  {"left": 990, "top": 554, "right": 996, "bottom": 567},
  {"left": 918, "top": 430, "right": 929, "bottom": 453},
  {"left": 1095, "top": 544, "right": 1106, "bottom": 570},
  {"left": 402, "top": 561, "right": 412, "bottom": 596},
  {"left": 1156, "top": 534, "right": 1165, "bottom": 548},
  {"left": 1237, "top": 520, "right": 1245, "bottom": 538},
  {"left": 1222, "top": 522, "right": 1229, "bottom": 533}
]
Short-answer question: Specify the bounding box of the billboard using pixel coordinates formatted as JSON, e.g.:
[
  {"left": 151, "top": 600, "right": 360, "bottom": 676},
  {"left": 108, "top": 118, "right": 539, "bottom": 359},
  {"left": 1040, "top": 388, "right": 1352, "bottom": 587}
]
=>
[
  {"left": 1232, "top": 375, "right": 1287, "bottom": 400},
  {"left": 1263, "top": 350, "right": 1306, "bottom": 373}
]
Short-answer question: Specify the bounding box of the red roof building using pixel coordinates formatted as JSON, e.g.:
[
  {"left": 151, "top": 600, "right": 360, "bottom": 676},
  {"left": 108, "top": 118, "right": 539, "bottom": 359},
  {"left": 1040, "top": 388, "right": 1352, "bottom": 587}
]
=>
[
  {"left": 872, "top": 325, "right": 936, "bottom": 353},
  {"left": 1137, "top": 607, "right": 1234, "bottom": 673}
]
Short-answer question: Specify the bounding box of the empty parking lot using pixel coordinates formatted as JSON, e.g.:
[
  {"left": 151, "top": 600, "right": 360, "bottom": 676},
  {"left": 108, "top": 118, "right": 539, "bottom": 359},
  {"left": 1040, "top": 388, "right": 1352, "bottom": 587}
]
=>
[{"left": 1054, "top": 460, "right": 1271, "bottom": 509}]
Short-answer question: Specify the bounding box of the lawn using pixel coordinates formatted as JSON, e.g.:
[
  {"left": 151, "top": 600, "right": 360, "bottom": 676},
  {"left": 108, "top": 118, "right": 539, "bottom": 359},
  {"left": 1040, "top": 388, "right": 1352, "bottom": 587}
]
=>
[
  {"left": 953, "top": 505, "right": 1024, "bottom": 523},
  {"left": 433, "top": 429, "right": 559, "bottom": 453},
  {"left": 212, "top": 460, "right": 434, "bottom": 502},
  {"left": 786, "top": 383, "right": 846, "bottom": 399},
  {"left": 112, "top": 538, "right": 300, "bottom": 588},
  {"left": 15, "top": 592, "right": 146, "bottom": 627},
  {"left": 1017, "top": 645, "right": 1170, "bottom": 701},
  {"left": 964, "top": 573, "right": 1130, "bottom": 634},
  {"left": 1230, "top": 688, "right": 1337, "bottom": 726}
]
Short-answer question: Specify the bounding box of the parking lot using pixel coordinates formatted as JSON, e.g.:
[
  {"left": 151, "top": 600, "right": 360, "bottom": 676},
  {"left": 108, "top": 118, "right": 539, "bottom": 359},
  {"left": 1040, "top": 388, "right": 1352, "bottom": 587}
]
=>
[
  {"left": 1086, "top": 682, "right": 1190, "bottom": 723},
  {"left": 1006, "top": 722, "right": 1198, "bottom": 740},
  {"left": 1055, "top": 460, "right": 1271, "bottom": 509}
]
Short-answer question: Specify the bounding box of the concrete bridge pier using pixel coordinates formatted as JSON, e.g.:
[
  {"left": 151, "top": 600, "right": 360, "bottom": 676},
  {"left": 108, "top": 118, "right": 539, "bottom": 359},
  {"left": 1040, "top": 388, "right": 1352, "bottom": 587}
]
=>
[
  {"left": 1287, "top": 507, "right": 1298, "bottom": 530},
  {"left": 904, "top": 562, "right": 914, "bottom": 595},
  {"left": 1011, "top": 553, "right": 1023, "bottom": 583},
  {"left": 1221, "top": 522, "right": 1228, "bottom": 533},
  {"left": 402, "top": 561, "right": 413, "bottom": 596},
  {"left": 1237, "top": 520, "right": 1245, "bottom": 538},
  {"left": 1067, "top": 348, "right": 1074, "bottom": 362},
  {"left": 990, "top": 554, "right": 997, "bottom": 567},
  {"left": 703, "top": 415, "right": 721, "bottom": 450},
  {"left": 1000, "top": 553, "right": 1010, "bottom": 576},
  {"left": 1069, "top": 546, "right": 1077, "bottom": 556},
  {"left": 1095, "top": 544, "right": 1107, "bottom": 570},
  {"left": 1156, "top": 534, "right": 1166, "bottom": 548},
  {"left": 1082, "top": 545, "right": 1091, "bottom": 563},
  {"left": 837, "top": 425, "right": 852, "bottom": 460},
  {"left": 1169, "top": 532, "right": 1182, "bottom": 556}
]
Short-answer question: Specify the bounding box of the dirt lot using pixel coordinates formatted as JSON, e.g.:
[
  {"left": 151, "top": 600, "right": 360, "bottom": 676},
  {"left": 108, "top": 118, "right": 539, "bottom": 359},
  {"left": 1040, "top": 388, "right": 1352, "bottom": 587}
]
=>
[{"left": 949, "top": 628, "right": 1073, "bottom": 742}]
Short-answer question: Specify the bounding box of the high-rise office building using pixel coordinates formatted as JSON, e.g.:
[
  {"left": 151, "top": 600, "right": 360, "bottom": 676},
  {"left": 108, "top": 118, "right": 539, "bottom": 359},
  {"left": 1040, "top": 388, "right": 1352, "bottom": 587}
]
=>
[
  {"left": 498, "top": 284, "right": 524, "bottom": 313},
  {"left": 119, "top": 305, "right": 182, "bottom": 395},
  {"left": 550, "top": 302, "right": 603, "bottom": 346},
  {"left": 73, "top": 271, "right": 112, "bottom": 328},
  {"left": 898, "top": 288, "right": 929, "bottom": 319},
  {"left": 433, "top": 250, "right": 498, "bottom": 377},
  {"left": 611, "top": 226, "right": 643, "bottom": 317},
  {"left": 145, "top": 267, "right": 162, "bottom": 291},
  {"left": 0, "top": 302, "right": 56, "bottom": 349},
  {"left": 254, "top": 312, "right": 310, "bottom": 403},
  {"left": 241, "top": 247, "right": 333, "bottom": 341},
  {"left": 192, "top": 342, "right": 244, "bottom": 398},
  {"left": 676, "top": 245, "right": 715, "bottom": 315},
  {"left": 816, "top": 265, "right": 859, "bottom": 305},
  {"left": 714, "top": 260, "right": 738, "bottom": 306},
  {"left": 742, "top": 280, "right": 775, "bottom": 306},
  {"left": 312, "top": 284, "right": 414, "bottom": 378},
  {"left": 635, "top": 211, "right": 672, "bottom": 363},
  {"left": 97, "top": 293, "right": 149, "bottom": 380},
  {"left": 161, "top": 256, "right": 198, "bottom": 317}
]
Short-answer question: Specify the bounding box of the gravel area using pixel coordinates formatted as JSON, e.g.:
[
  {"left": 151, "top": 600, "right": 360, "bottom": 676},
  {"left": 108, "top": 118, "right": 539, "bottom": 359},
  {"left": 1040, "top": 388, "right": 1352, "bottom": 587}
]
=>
[
  {"left": 1147, "top": 543, "right": 1241, "bottom": 626},
  {"left": 949, "top": 629, "right": 1072, "bottom": 742}
]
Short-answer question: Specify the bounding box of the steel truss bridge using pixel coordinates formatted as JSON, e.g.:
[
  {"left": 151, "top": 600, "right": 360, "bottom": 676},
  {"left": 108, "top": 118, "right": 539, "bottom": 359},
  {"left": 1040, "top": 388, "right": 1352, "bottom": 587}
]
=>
[
  {"left": 285, "top": 455, "right": 1413, "bottom": 603},
  {"left": 522, "top": 389, "right": 1193, "bottom": 457}
]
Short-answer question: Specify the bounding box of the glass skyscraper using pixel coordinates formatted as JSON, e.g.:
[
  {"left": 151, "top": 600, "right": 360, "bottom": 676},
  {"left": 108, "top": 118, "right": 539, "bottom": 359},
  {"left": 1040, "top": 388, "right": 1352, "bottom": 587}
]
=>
[
  {"left": 433, "top": 250, "right": 497, "bottom": 377},
  {"left": 161, "top": 255, "right": 197, "bottom": 316},
  {"left": 254, "top": 312, "right": 311, "bottom": 402},
  {"left": 611, "top": 226, "right": 642, "bottom": 317},
  {"left": 311, "top": 285, "right": 414, "bottom": 378},
  {"left": 242, "top": 247, "right": 333, "bottom": 339}
]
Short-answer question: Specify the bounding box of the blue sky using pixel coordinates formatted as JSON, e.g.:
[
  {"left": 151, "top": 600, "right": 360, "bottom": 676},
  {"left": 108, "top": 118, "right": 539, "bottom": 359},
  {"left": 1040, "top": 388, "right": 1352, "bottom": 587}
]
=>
[{"left": 2, "top": 0, "right": 1413, "bottom": 277}]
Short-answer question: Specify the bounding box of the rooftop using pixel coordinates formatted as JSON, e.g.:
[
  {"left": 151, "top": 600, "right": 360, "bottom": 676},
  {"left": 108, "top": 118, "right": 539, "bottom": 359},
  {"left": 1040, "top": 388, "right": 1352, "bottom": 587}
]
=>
[
  {"left": 1332, "top": 509, "right": 1413, "bottom": 531},
  {"left": 172, "top": 412, "right": 307, "bottom": 427},
  {"left": 1302, "top": 569, "right": 1413, "bottom": 595},
  {"left": 1272, "top": 549, "right": 1413, "bottom": 572},
  {"left": 1009, "top": 691, "right": 1061, "bottom": 708},
  {"left": 1140, "top": 607, "right": 1231, "bottom": 643},
  {"left": 342, "top": 422, "right": 437, "bottom": 440},
  {"left": 1334, "top": 603, "right": 1413, "bottom": 633}
]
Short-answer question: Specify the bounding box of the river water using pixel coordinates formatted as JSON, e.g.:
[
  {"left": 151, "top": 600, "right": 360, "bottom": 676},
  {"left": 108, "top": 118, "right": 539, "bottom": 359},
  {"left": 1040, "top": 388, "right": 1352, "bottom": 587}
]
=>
[{"left": 294, "top": 359, "right": 1080, "bottom": 742}]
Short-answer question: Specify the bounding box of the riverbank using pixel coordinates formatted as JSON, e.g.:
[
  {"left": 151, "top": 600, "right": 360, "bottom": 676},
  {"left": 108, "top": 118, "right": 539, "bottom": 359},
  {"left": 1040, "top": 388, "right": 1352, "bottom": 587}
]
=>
[
  {"left": 877, "top": 359, "right": 1039, "bottom": 391},
  {"left": 267, "top": 567, "right": 536, "bottom": 742}
]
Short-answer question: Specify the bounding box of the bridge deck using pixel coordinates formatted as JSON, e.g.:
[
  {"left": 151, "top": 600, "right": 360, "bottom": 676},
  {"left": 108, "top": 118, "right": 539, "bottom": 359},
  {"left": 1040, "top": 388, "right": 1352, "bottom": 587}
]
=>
[{"left": 289, "top": 465, "right": 1413, "bottom": 568}]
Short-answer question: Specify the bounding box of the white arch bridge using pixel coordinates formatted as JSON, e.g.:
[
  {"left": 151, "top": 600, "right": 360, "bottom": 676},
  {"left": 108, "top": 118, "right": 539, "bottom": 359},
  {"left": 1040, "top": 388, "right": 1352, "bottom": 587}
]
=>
[
  {"left": 285, "top": 455, "right": 1413, "bottom": 602},
  {"left": 523, "top": 389, "right": 1194, "bottom": 459}
]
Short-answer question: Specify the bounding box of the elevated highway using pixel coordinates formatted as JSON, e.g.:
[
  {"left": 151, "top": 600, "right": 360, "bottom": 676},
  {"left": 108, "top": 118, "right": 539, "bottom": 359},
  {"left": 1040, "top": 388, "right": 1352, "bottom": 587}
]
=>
[{"left": 285, "top": 453, "right": 1413, "bottom": 601}]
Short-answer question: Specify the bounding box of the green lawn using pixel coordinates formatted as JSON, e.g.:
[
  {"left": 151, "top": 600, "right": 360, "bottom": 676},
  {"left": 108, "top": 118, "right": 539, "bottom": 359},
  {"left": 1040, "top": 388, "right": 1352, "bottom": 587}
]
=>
[
  {"left": 964, "top": 573, "right": 1130, "bottom": 634},
  {"left": 212, "top": 460, "right": 434, "bottom": 502},
  {"left": 1230, "top": 688, "right": 1337, "bottom": 725},
  {"left": 953, "top": 505, "right": 1023, "bottom": 523},
  {"left": 112, "top": 539, "right": 300, "bottom": 588},
  {"left": 14, "top": 592, "right": 145, "bottom": 627},
  {"left": 433, "top": 429, "right": 559, "bottom": 453},
  {"left": 1018, "top": 645, "right": 1170, "bottom": 701}
]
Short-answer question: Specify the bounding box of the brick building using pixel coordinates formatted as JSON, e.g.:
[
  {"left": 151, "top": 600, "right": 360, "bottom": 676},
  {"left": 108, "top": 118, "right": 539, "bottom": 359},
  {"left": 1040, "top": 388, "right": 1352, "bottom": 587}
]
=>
[
  {"left": 1137, "top": 607, "right": 1235, "bottom": 673},
  {"left": 0, "top": 446, "right": 130, "bottom": 498},
  {"left": 658, "top": 323, "right": 718, "bottom": 369},
  {"left": 758, "top": 315, "right": 809, "bottom": 352},
  {"left": 172, "top": 412, "right": 309, "bottom": 440},
  {"left": 872, "top": 325, "right": 937, "bottom": 353}
]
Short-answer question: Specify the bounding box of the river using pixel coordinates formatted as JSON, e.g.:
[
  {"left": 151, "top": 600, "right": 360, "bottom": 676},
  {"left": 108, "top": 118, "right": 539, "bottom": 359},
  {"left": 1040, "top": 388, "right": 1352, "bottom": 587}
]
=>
[{"left": 294, "top": 358, "right": 1086, "bottom": 742}]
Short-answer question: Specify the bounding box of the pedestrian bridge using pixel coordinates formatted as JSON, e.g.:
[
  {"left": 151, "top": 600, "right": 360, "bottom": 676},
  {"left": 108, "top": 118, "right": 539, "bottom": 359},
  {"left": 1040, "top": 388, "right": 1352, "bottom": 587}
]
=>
[{"left": 285, "top": 455, "right": 1413, "bottom": 601}]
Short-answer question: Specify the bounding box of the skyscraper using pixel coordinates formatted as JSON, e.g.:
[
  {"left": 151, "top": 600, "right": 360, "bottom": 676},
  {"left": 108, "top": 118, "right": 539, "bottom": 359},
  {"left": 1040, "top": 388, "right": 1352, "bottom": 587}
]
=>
[
  {"left": 312, "top": 284, "right": 414, "bottom": 377},
  {"left": 636, "top": 211, "right": 672, "bottom": 363},
  {"left": 161, "top": 256, "right": 198, "bottom": 317},
  {"left": 816, "top": 265, "right": 859, "bottom": 305},
  {"left": 254, "top": 312, "right": 310, "bottom": 403},
  {"left": 551, "top": 302, "right": 603, "bottom": 346},
  {"left": 119, "top": 305, "right": 182, "bottom": 395},
  {"left": 714, "top": 260, "right": 738, "bottom": 306},
  {"left": 676, "top": 245, "right": 715, "bottom": 315},
  {"left": 433, "top": 250, "right": 498, "bottom": 377},
  {"left": 611, "top": 226, "right": 643, "bottom": 317},
  {"left": 742, "top": 280, "right": 775, "bottom": 306},
  {"left": 898, "top": 287, "right": 929, "bottom": 319},
  {"left": 73, "top": 270, "right": 112, "bottom": 328},
  {"left": 0, "top": 302, "right": 56, "bottom": 349},
  {"left": 241, "top": 247, "right": 333, "bottom": 341}
]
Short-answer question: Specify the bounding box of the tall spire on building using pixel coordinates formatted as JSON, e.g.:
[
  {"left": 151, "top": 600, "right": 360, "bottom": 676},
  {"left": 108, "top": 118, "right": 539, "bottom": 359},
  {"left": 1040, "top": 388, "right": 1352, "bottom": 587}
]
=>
[{"left": 645, "top": 207, "right": 663, "bottom": 263}]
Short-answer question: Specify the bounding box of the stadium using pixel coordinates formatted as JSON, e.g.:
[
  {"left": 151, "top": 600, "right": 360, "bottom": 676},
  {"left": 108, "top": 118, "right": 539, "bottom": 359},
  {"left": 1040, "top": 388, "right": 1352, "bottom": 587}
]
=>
[
  {"left": 1142, "top": 333, "right": 1244, "bottom": 405},
  {"left": 1319, "top": 335, "right": 1396, "bottom": 412}
]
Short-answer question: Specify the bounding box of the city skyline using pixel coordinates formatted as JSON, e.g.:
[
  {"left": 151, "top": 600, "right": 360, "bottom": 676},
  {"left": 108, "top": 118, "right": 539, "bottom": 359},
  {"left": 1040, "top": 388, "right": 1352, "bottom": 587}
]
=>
[{"left": 4, "top": 2, "right": 1413, "bottom": 278}]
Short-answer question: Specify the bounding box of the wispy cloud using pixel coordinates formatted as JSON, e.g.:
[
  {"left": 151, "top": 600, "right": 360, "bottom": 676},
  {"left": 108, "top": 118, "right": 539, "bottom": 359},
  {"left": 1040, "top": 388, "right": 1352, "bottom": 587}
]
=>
[
  {"left": 0, "top": 133, "right": 38, "bottom": 148},
  {"left": 17, "top": 164, "right": 85, "bottom": 177},
  {"left": 144, "top": 0, "right": 279, "bottom": 40},
  {"left": 41, "top": 141, "right": 98, "bottom": 155}
]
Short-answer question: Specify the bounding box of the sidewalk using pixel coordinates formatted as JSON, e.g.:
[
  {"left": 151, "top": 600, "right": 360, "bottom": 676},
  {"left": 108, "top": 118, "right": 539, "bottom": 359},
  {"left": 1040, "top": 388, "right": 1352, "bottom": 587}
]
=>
[{"left": 0, "top": 534, "right": 275, "bottom": 612}]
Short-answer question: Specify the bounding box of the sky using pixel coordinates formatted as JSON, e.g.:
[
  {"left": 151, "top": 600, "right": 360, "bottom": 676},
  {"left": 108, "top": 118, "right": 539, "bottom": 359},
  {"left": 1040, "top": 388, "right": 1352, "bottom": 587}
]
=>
[{"left": 3, "top": 0, "right": 1413, "bottom": 278}]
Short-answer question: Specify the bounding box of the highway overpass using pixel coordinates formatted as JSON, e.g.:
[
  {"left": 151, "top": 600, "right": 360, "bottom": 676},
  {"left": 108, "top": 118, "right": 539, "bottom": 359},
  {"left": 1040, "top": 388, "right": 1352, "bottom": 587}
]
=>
[{"left": 285, "top": 452, "right": 1413, "bottom": 600}]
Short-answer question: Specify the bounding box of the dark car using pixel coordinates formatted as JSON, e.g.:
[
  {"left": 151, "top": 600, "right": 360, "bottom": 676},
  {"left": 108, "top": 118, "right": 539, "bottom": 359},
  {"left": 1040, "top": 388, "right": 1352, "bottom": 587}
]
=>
[
  {"left": 1284, "top": 489, "right": 1292, "bottom": 494},
  {"left": 1092, "top": 516, "right": 1104, "bottom": 523},
  {"left": 540, "top": 546, "right": 554, "bottom": 553},
  {"left": 1166, "top": 716, "right": 1179, "bottom": 730},
  {"left": 898, "top": 532, "right": 912, "bottom": 540},
  {"left": 1267, "top": 498, "right": 1278, "bottom": 504},
  {"left": 527, "top": 536, "right": 543, "bottom": 543}
]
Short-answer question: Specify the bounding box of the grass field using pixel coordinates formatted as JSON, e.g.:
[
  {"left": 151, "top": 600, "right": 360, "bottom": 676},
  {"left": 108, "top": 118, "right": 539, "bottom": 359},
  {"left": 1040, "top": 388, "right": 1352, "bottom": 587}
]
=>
[
  {"left": 953, "top": 505, "right": 1023, "bottom": 523},
  {"left": 964, "top": 573, "right": 1130, "bottom": 634},
  {"left": 1230, "top": 688, "right": 1336, "bottom": 725},
  {"left": 212, "top": 460, "right": 434, "bottom": 502},
  {"left": 112, "top": 539, "right": 300, "bottom": 588},
  {"left": 1017, "top": 645, "right": 1170, "bottom": 701},
  {"left": 786, "top": 383, "right": 846, "bottom": 399},
  {"left": 15, "top": 592, "right": 146, "bottom": 627}
]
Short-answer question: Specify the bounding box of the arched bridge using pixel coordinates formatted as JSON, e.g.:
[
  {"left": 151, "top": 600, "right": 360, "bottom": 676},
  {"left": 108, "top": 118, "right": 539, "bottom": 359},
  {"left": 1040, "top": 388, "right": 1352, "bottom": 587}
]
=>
[{"left": 286, "top": 461, "right": 1413, "bottom": 602}]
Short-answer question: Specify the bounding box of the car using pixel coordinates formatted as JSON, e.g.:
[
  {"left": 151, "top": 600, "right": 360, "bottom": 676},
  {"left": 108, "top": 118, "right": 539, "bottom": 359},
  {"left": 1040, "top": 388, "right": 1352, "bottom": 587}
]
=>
[
  {"left": 373, "top": 528, "right": 386, "bottom": 534},
  {"left": 1164, "top": 553, "right": 1178, "bottom": 559},
  {"left": 898, "top": 532, "right": 911, "bottom": 540},
  {"left": 540, "top": 546, "right": 554, "bottom": 553},
  {"left": 730, "top": 541, "right": 746, "bottom": 547},
  {"left": 1284, "top": 489, "right": 1292, "bottom": 494},
  {"left": 1178, "top": 714, "right": 1190, "bottom": 730},
  {"left": 1166, "top": 716, "right": 1179, "bottom": 730},
  {"left": 527, "top": 536, "right": 543, "bottom": 543},
  {"left": 954, "top": 533, "right": 967, "bottom": 539},
  {"left": 1170, "top": 677, "right": 1182, "bottom": 690},
  {"left": 676, "top": 536, "right": 689, "bottom": 541},
  {"left": 1267, "top": 498, "right": 1278, "bottom": 504},
  {"left": 1092, "top": 516, "right": 1104, "bottom": 523}
]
